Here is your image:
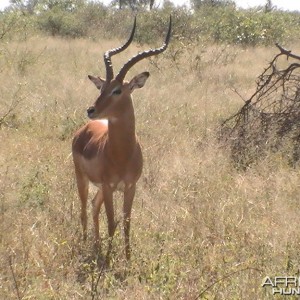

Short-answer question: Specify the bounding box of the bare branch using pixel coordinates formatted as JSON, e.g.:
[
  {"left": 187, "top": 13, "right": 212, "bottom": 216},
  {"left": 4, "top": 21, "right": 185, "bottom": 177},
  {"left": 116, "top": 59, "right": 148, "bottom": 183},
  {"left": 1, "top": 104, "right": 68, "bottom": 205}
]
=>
[
  {"left": 194, "top": 267, "right": 262, "bottom": 299},
  {"left": 221, "top": 43, "right": 300, "bottom": 167},
  {"left": 275, "top": 43, "right": 300, "bottom": 61},
  {"left": 8, "top": 255, "right": 22, "bottom": 300},
  {"left": 0, "top": 85, "right": 24, "bottom": 127}
]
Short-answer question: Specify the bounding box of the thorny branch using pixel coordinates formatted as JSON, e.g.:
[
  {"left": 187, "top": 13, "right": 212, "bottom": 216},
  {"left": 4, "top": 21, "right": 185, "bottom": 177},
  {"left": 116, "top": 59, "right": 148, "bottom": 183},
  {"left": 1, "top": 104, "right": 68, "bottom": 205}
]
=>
[
  {"left": 221, "top": 44, "right": 300, "bottom": 167},
  {"left": 194, "top": 266, "right": 262, "bottom": 299},
  {"left": 0, "top": 85, "right": 24, "bottom": 127},
  {"left": 8, "top": 255, "right": 22, "bottom": 300}
]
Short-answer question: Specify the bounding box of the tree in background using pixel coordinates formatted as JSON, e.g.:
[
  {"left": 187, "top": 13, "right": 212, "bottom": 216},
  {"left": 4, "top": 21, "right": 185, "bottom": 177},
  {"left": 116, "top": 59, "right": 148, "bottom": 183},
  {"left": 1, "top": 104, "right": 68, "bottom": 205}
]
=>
[
  {"left": 9, "top": 0, "right": 85, "bottom": 13},
  {"left": 110, "top": 0, "right": 156, "bottom": 10},
  {"left": 265, "top": 0, "right": 273, "bottom": 12},
  {"left": 191, "top": 0, "right": 235, "bottom": 10},
  {"left": 9, "top": 0, "right": 39, "bottom": 14}
]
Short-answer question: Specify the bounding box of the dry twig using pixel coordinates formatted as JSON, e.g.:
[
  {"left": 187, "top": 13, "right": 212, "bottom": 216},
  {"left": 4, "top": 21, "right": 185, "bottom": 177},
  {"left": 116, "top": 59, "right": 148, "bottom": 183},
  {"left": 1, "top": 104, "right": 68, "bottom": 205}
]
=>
[{"left": 221, "top": 44, "right": 300, "bottom": 167}]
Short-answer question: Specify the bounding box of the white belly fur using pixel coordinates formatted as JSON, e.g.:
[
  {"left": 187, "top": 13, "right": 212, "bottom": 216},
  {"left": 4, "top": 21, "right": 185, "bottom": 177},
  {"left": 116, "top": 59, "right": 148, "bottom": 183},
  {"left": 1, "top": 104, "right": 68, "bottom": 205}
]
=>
[{"left": 91, "top": 180, "right": 126, "bottom": 192}]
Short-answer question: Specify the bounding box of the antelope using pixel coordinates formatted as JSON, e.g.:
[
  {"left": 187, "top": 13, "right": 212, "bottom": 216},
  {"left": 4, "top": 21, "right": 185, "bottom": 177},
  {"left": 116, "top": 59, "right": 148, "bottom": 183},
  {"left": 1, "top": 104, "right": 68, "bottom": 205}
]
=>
[{"left": 72, "top": 17, "right": 172, "bottom": 260}]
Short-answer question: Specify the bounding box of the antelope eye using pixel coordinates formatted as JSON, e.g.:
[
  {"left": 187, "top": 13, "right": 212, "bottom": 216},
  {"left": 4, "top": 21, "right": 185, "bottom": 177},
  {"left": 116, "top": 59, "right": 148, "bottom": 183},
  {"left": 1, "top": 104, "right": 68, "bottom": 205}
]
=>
[{"left": 113, "top": 89, "right": 122, "bottom": 95}]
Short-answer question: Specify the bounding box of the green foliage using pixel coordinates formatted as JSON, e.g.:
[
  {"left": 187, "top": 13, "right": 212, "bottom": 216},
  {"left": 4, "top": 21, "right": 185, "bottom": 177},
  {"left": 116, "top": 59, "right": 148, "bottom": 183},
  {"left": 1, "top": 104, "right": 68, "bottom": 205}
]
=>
[
  {"left": 2, "top": 0, "right": 300, "bottom": 45},
  {"left": 191, "top": 0, "right": 235, "bottom": 11},
  {"left": 36, "top": 7, "right": 86, "bottom": 37},
  {"left": 110, "top": 0, "right": 154, "bottom": 10},
  {"left": 0, "top": 10, "right": 35, "bottom": 41},
  {"left": 37, "top": 0, "right": 94, "bottom": 38},
  {"left": 195, "top": 6, "right": 300, "bottom": 45},
  {"left": 76, "top": 1, "right": 108, "bottom": 29}
]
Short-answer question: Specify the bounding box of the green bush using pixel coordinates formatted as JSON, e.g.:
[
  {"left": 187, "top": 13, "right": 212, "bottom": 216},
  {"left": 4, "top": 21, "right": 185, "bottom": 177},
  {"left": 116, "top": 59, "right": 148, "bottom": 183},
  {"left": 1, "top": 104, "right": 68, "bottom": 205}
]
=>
[
  {"left": 0, "top": 11, "right": 35, "bottom": 41},
  {"left": 37, "top": 7, "right": 86, "bottom": 37},
  {"left": 194, "top": 6, "right": 300, "bottom": 45},
  {"left": 2, "top": 0, "right": 300, "bottom": 45}
]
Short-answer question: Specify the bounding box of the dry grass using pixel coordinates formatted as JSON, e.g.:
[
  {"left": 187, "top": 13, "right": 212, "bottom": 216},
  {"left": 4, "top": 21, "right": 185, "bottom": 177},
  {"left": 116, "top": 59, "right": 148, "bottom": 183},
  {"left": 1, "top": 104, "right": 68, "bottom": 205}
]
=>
[{"left": 1, "top": 35, "right": 300, "bottom": 299}]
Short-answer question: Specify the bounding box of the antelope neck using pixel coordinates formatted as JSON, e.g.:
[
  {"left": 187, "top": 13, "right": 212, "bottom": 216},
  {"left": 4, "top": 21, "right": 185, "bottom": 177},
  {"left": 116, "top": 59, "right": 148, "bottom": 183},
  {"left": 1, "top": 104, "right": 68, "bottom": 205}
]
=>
[{"left": 107, "top": 101, "right": 137, "bottom": 163}]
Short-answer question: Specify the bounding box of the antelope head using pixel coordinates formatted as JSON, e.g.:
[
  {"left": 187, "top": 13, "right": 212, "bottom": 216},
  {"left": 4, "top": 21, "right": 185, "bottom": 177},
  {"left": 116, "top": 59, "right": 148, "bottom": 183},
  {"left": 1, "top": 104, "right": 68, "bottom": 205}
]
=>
[{"left": 86, "top": 16, "right": 172, "bottom": 120}]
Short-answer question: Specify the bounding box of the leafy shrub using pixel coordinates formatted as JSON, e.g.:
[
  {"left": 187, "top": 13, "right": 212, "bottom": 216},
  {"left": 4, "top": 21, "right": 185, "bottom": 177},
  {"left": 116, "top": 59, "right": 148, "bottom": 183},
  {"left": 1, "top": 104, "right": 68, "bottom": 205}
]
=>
[
  {"left": 0, "top": 10, "right": 35, "bottom": 41},
  {"left": 195, "top": 6, "right": 300, "bottom": 45},
  {"left": 37, "top": 8, "right": 86, "bottom": 37},
  {"left": 2, "top": 0, "right": 300, "bottom": 45}
]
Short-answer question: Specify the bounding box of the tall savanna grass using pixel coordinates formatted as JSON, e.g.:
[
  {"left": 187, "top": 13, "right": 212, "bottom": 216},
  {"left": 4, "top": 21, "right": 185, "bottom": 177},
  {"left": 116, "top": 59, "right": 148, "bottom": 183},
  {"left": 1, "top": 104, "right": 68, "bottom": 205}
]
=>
[{"left": 1, "top": 33, "right": 300, "bottom": 299}]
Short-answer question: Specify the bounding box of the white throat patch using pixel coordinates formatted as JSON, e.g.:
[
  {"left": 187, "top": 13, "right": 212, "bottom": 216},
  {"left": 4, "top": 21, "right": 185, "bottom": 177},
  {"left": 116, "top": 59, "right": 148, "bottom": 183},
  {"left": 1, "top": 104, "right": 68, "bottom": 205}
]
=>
[{"left": 96, "top": 119, "right": 108, "bottom": 126}]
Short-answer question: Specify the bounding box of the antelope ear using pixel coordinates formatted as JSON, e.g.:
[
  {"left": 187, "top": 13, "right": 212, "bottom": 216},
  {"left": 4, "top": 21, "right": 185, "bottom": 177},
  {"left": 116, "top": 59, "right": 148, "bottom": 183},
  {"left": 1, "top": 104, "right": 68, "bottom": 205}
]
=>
[
  {"left": 128, "top": 72, "right": 150, "bottom": 92},
  {"left": 88, "top": 75, "right": 105, "bottom": 90}
]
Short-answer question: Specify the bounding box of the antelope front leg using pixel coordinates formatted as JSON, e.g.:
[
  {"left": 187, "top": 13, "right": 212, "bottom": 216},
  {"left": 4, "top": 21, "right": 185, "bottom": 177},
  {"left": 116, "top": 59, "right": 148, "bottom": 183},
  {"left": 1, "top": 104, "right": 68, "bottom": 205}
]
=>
[
  {"left": 123, "top": 183, "right": 136, "bottom": 260},
  {"left": 74, "top": 167, "right": 89, "bottom": 241},
  {"left": 92, "top": 189, "right": 104, "bottom": 248},
  {"left": 103, "top": 184, "right": 116, "bottom": 261}
]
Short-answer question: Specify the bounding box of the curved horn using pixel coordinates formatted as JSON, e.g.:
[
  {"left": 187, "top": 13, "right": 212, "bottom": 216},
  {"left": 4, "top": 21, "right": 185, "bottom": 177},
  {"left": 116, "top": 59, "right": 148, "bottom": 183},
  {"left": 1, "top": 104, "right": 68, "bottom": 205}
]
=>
[
  {"left": 115, "top": 15, "right": 172, "bottom": 83},
  {"left": 104, "top": 17, "right": 137, "bottom": 83}
]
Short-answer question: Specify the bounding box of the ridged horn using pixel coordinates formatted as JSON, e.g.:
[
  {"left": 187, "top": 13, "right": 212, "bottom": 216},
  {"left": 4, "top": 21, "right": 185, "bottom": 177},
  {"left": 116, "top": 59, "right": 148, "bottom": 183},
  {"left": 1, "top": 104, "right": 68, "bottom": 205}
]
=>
[
  {"left": 103, "top": 17, "right": 137, "bottom": 83},
  {"left": 115, "top": 15, "right": 172, "bottom": 83}
]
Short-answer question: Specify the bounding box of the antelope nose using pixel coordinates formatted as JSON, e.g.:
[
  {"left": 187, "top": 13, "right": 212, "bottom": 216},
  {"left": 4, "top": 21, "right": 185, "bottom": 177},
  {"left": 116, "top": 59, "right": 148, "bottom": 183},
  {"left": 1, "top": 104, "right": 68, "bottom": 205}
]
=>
[{"left": 87, "top": 106, "right": 95, "bottom": 118}]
